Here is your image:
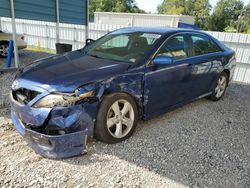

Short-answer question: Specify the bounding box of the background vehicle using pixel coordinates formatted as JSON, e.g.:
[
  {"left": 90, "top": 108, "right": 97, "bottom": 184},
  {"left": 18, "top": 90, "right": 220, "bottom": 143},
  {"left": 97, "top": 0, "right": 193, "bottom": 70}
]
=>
[
  {"left": 10, "top": 28, "right": 236, "bottom": 158},
  {"left": 0, "top": 30, "right": 27, "bottom": 57}
]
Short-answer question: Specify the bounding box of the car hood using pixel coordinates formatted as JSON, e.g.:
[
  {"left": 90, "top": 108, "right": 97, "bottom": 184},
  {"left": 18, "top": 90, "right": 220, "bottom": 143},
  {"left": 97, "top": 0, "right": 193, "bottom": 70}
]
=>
[{"left": 18, "top": 50, "right": 131, "bottom": 92}]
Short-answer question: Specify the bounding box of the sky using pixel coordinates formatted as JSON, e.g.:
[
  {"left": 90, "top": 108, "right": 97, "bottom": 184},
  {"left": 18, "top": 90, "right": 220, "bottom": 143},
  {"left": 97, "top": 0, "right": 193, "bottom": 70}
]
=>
[{"left": 135, "top": 0, "right": 250, "bottom": 13}]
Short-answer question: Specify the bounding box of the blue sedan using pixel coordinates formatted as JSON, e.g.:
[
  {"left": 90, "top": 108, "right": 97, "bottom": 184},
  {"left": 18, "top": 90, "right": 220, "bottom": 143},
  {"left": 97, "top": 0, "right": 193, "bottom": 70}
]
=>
[{"left": 10, "top": 27, "right": 236, "bottom": 158}]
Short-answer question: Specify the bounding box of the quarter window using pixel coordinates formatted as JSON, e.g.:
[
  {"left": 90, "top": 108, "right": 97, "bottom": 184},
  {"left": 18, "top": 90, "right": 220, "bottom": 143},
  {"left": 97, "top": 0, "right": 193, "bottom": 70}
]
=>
[
  {"left": 156, "top": 35, "right": 189, "bottom": 60},
  {"left": 191, "top": 34, "right": 221, "bottom": 56}
]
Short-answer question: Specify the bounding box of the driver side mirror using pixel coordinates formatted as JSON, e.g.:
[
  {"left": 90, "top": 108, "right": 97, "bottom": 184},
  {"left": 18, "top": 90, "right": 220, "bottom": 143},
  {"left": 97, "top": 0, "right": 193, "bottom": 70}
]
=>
[
  {"left": 86, "top": 39, "right": 95, "bottom": 46},
  {"left": 153, "top": 55, "right": 174, "bottom": 66}
]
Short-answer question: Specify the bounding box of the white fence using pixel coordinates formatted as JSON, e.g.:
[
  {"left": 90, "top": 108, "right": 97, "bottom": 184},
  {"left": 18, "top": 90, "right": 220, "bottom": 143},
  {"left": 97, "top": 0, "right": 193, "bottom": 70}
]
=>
[
  {"left": 1, "top": 18, "right": 125, "bottom": 50},
  {"left": 1, "top": 18, "right": 250, "bottom": 84}
]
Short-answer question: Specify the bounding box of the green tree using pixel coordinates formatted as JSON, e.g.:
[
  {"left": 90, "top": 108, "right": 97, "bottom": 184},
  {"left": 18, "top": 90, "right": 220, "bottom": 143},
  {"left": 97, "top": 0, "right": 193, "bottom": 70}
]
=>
[
  {"left": 157, "top": 0, "right": 185, "bottom": 15},
  {"left": 157, "top": 0, "right": 211, "bottom": 29},
  {"left": 185, "top": 0, "right": 211, "bottom": 30},
  {"left": 236, "top": 3, "right": 250, "bottom": 33},
  {"left": 206, "top": 0, "right": 244, "bottom": 32},
  {"left": 89, "top": 0, "right": 145, "bottom": 19}
]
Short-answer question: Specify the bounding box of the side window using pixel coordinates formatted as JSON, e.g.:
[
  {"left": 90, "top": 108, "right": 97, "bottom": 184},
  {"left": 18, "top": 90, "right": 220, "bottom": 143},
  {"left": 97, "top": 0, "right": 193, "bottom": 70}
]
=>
[
  {"left": 191, "top": 34, "right": 221, "bottom": 56},
  {"left": 156, "top": 34, "right": 189, "bottom": 60}
]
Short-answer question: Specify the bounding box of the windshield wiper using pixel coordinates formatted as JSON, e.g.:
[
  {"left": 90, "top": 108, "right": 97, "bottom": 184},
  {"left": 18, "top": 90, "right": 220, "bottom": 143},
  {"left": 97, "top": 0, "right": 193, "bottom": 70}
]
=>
[{"left": 87, "top": 53, "right": 104, "bottom": 59}]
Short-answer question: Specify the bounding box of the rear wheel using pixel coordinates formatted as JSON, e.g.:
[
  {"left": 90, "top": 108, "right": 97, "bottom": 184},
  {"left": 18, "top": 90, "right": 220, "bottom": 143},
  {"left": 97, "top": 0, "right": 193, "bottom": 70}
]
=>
[
  {"left": 95, "top": 93, "right": 138, "bottom": 144},
  {"left": 208, "top": 72, "right": 229, "bottom": 101},
  {"left": 0, "top": 42, "right": 9, "bottom": 58}
]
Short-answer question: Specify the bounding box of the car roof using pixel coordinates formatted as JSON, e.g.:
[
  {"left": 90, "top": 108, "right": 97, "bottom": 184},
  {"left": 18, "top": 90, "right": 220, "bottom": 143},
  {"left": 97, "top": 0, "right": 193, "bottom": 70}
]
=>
[{"left": 116, "top": 27, "right": 204, "bottom": 35}]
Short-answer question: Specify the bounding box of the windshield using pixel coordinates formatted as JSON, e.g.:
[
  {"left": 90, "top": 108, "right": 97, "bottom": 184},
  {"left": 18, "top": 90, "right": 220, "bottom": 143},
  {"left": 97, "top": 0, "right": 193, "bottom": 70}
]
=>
[{"left": 83, "top": 31, "right": 162, "bottom": 63}]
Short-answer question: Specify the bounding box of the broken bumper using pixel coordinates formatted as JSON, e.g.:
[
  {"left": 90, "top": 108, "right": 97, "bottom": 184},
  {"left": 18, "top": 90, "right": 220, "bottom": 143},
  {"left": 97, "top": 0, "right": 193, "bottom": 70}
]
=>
[
  {"left": 11, "top": 112, "right": 87, "bottom": 158},
  {"left": 10, "top": 94, "right": 97, "bottom": 159}
]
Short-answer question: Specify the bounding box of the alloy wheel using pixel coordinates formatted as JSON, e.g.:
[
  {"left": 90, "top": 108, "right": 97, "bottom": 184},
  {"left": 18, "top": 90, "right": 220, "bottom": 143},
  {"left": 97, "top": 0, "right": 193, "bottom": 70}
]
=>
[
  {"left": 106, "top": 99, "right": 135, "bottom": 139},
  {"left": 215, "top": 75, "right": 227, "bottom": 98}
]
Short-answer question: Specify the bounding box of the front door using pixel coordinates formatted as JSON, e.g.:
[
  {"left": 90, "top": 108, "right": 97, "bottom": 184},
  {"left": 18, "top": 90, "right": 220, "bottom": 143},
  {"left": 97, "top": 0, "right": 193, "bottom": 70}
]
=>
[{"left": 144, "top": 34, "right": 196, "bottom": 117}]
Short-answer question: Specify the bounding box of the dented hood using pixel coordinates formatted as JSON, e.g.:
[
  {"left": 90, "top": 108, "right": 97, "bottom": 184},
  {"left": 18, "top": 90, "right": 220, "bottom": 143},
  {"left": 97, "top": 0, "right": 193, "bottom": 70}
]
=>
[{"left": 19, "top": 50, "right": 130, "bottom": 92}]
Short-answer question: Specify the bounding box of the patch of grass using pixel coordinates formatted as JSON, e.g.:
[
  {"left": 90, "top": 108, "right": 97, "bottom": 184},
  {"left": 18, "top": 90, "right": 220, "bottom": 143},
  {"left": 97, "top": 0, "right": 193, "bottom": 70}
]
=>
[{"left": 26, "top": 45, "right": 56, "bottom": 54}]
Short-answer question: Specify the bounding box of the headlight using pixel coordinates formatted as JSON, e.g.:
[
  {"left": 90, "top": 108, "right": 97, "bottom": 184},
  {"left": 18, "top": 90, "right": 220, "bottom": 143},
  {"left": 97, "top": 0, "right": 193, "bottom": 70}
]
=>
[{"left": 33, "top": 91, "right": 94, "bottom": 108}]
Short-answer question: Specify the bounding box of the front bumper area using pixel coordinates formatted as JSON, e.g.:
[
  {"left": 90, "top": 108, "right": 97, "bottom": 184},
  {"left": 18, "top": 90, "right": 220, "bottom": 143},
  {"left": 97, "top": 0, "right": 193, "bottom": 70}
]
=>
[
  {"left": 12, "top": 112, "right": 87, "bottom": 158},
  {"left": 10, "top": 92, "right": 97, "bottom": 158}
]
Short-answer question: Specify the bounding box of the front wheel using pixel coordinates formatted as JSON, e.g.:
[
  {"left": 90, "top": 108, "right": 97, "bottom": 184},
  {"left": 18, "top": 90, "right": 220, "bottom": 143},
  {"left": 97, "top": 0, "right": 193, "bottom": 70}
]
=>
[
  {"left": 95, "top": 93, "right": 138, "bottom": 144},
  {"left": 208, "top": 72, "right": 229, "bottom": 101}
]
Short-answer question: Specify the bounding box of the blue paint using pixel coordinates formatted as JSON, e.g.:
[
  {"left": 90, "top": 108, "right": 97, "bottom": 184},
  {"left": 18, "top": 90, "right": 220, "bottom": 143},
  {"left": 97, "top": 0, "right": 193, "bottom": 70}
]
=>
[
  {"left": 6, "top": 40, "right": 14, "bottom": 68},
  {"left": 10, "top": 92, "right": 51, "bottom": 126},
  {"left": 178, "top": 22, "right": 200, "bottom": 30},
  {"left": 12, "top": 111, "right": 88, "bottom": 158},
  {"left": 11, "top": 102, "right": 95, "bottom": 158},
  {"left": 10, "top": 27, "right": 236, "bottom": 158},
  {"left": 25, "top": 129, "right": 88, "bottom": 159},
  {"left": 11, "top": 112, "right": 25, "bottom": 136},
  {"left": 153, "top": 55, "right": 174, "bottom": 65}
]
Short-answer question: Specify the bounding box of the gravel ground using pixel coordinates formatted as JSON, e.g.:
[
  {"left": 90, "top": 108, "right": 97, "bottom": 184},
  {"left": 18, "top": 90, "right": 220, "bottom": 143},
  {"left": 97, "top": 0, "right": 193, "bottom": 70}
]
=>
[
  {"left": 0, "top": 51, "right": 250, "bottom": 187},
  {"left": 0, "top": 50, "right": 52, "bottom": 108},
  {"left": 0, "top": 50, "right": 52, "bottom": 69}
]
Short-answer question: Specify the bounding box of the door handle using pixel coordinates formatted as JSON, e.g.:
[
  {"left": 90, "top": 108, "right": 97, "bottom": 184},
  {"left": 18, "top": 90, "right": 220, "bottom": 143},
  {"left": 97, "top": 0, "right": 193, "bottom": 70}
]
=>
[{"left": 187, "top": 63, "right": 198, "bottom": 72}]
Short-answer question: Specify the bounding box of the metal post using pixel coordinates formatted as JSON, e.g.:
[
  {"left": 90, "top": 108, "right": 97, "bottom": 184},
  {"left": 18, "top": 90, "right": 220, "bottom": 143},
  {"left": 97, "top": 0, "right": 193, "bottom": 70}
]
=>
[
  {"left": 45, "top": 24, "right": 49, "bottom": 48},
  {"left": 10, "top": 0, "right": 19, "bottom": 68},
  {"left": 131, "top": 15, "right": 135, "bottom": 27},
  {"left": 56, "top": 0, "right": 60, "bottom": 43},
  {"left": 85, "top": 0, "right": 89, "bottom": 43},
  {"left": 0, "top": 17, "right": 2, "bottom": 31}
]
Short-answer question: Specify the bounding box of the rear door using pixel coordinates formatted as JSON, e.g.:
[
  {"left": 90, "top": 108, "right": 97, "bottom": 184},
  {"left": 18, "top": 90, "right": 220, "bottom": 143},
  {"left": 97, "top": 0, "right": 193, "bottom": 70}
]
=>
[{"left": 187, "top": 33, "right": 224, "bottom": 97}]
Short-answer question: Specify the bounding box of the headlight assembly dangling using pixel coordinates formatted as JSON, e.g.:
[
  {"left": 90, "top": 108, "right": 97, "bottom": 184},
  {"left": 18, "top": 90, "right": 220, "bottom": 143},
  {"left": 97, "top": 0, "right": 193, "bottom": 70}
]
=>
[{"left": 33, "top": 91, "right": 94, "bottom": 108}]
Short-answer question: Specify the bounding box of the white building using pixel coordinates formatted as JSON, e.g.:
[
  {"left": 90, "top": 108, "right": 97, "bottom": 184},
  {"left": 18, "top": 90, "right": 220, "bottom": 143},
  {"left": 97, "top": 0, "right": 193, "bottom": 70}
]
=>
[{"left": 94, "top": 12, "right": 195, "bottom": 28}]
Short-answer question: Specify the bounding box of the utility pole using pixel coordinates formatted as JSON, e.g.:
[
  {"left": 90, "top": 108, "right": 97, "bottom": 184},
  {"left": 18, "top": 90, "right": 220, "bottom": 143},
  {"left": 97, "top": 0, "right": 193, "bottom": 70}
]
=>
[
  {"left": 0, "top": 17, "right": 2, "bottom": 31},
  {"left": 10, "top": 0, "right": 19, "bottom": 68},
  {"left": 56, "top": 0, "right": 60, "bottom": 43},
  {"left": 85, "top": 0, "right": 89, "bottom": 42}
]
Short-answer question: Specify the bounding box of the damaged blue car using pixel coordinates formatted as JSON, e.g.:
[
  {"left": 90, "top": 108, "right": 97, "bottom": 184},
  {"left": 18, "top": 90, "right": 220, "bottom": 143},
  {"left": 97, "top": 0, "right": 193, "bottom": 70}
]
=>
[{"left": 10, "top": 27, "right": 236, "bottom": 158}]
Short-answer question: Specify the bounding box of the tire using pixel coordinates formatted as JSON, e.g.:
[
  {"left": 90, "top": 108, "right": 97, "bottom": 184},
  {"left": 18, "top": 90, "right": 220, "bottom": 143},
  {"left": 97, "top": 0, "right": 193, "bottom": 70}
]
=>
[
  {"left": 0, "top": 42, "right": 9, "bottom": 58},
  {"left": 207, "top": 72, "right": 229, "bottom": 101},
  {"left": 95, "top": 93, "right": 138, "bottom": 144}
]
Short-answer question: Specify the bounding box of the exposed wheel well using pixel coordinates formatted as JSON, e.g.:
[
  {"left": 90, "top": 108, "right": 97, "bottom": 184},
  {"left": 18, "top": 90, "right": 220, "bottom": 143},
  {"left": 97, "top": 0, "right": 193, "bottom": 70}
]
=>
[
  {"left": 222, "top": 69, "right": 230, "bottom": 78},
  {"left": 101, "top": 91, "right": 142, "bottom": 118},
  {"left": 222, "top": 69, "right": 230, "bottom": 85}
]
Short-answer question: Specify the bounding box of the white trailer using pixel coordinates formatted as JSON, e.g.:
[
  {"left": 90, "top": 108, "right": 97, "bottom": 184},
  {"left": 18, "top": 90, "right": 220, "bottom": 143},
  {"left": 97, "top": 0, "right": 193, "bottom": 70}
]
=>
[{"left": 94, "top": 12, "right": 195, "bottom": 28}]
